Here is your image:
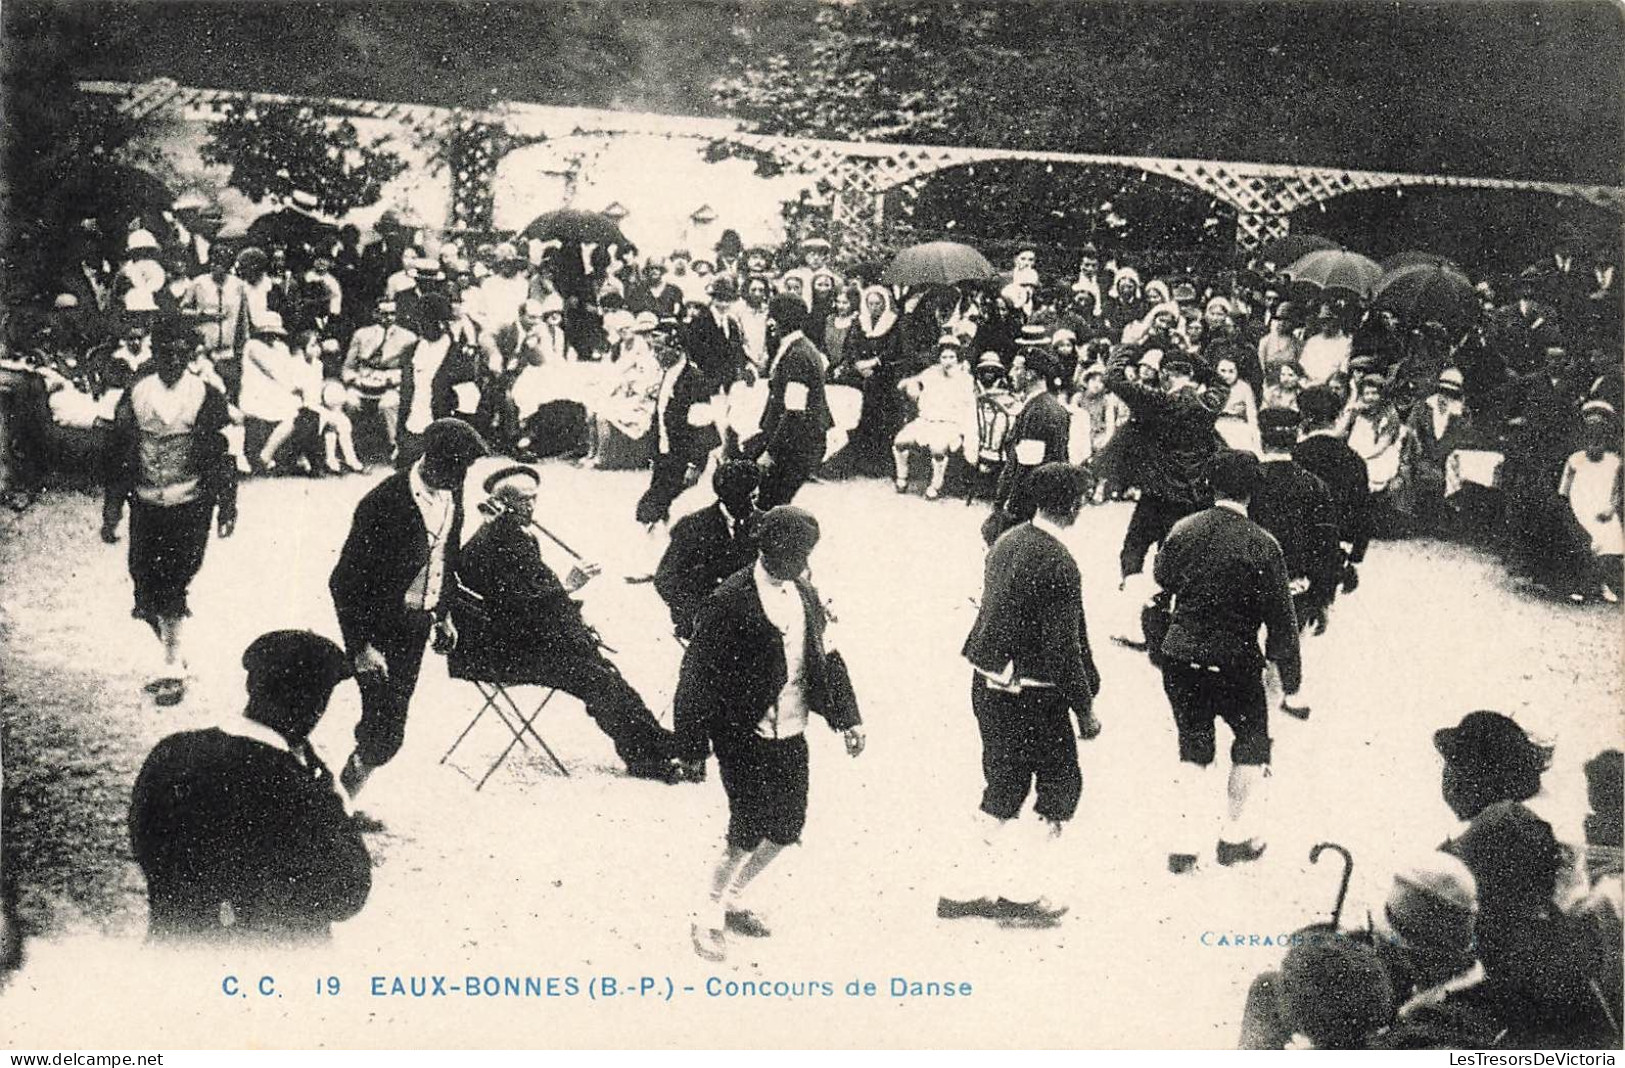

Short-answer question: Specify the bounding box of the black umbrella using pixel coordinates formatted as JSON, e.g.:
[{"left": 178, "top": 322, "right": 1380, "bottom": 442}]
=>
[
  {"left": 1257, "top": 233, "right": 1339, "bottom": 269},
  {"left": 1381, "top": 250, "right": 1459, "bottom": 273},
  {"left": 519, "top": 209, "right": 629, "bottom": 249},
  {"left": 245, "top": 208, "right": 341, "bottom": 260},
  {"left": 1372, "top": 263, "right": 1479, "bottom": 331},
  {"left": 52, "top": 163, "right": 175, "bottom": 247}
]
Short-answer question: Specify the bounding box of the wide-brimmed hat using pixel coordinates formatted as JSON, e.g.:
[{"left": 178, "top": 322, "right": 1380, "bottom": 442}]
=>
[{"left": 1433, "top": 711, "right": 1551, "bottom": 773}]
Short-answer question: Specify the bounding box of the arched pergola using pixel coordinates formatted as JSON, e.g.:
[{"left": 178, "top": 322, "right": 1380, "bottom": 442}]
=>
[{"left": 80, "top": 78, "right": 1625, "bottom": 257}]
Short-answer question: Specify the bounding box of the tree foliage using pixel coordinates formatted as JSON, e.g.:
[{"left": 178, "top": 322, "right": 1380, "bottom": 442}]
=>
[{"left": 200, "top": 100, "right": 406, "bottom": 216}]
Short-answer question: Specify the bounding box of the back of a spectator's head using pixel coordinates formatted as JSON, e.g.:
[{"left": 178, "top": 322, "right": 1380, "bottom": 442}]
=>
[
  {"left": 1376, "top": 852, "right": 1478, "bottom": 985},
  {"left": 1298, "top": 385, "right": 1343, "bottom": 430},
  {"left": 713, "top": 460, "right": 761, "bottom": 512},
  {"left": 1029, "top": 463, "right": 1090, "bottom": 525},
  {"left": 767, "top": 294, "right": 808, "bottom": 337},
  {"left": 1208, "top": 448, "right": 1262, "bottom": 503},
  {"left": 1277, "top": 937, "right": 1396, "bottom": 1050},
  {"left": 242, "top": 630, "right": 353, "bottom": 739},
  {"left": 1433, "top": 710, "right": 1551, "bottom": 820},
  {"left": 1019, "top": 347, "right": 1060, "bottom": 390},
  {"left": 1258, "top": 406, "right": 1303, "bottom": 451}
]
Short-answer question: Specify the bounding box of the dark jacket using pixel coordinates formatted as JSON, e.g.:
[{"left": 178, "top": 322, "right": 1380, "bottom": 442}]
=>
[
  {"left": 1105, "top": 348, "right": 1223, "bottom": 507},
  {"left": 398, "top": 335, "right": 488, "bottom": 440},
  {"left": 654, "top": 359, "right": 721, "bottom": 461},
  {"left": 752, "top": 334, "right": 832, "bottom": 461},
  {"left": 674, "top": 568, "right": 861, "bottom": 762},
  {"left": 128, "top": 726, "right": 370, "bottom": 942},
  {"left": 653, "top": 502, "right": 760, "bottom": 638},
  {"left": 449, "top": 515, "right": 595, "bottom": 681},
  {"left": 681, "top": 309, "right": 747, "bottom": 390},
  {"left": 1250, "top": 457, "right": 1344, "bottom": 608},
  {"left": 1293, "top": 433, "right": 1372, "bottom": 564},
  {"left": 962, "top": 522, "right": 1100, "bottom": 719},
  {"left": 994, "top": 390, "right": 1072, "bottom": 522},
  {"left": 1155, "top": 504, "right": 1301, "bottom": 690},
  {"left": 329, "top": 470, "right": 466, "bottom": 653},
  {"left": 102, "top": 370, "right": 238, "bottom": 530}
]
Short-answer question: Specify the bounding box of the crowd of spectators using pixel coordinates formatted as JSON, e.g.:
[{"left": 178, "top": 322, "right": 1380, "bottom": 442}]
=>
[{"left": 0, "top": 201, "right": 1619, "bottom": 601}]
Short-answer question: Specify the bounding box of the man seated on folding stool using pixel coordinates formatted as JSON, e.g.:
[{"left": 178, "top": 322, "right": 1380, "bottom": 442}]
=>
[{"left": 453, "top": 465, "right": 687, "bottom": 784}]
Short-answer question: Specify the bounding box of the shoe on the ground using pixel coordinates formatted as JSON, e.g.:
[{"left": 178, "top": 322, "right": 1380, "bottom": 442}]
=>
[
  {"left": 936, "top": 896, "right": 998, "bottom": 920},
  {"left": 724, "top": 909, "right": 772, "bottom": 938},
  {"left": 1282, "top": 702, "right": 1311, "bottom": 722},
  {"left": 340, "top": 752, "right": 374, "bottom": 799},
  {"left": 1603, "top": 584, "right": 1620, "bottom": 605},
  {"left": 924, "top": 486, "right": 940, "bottom": 501},
  {"left": 691, "top": 922, "right": 726, "bottom": 962},
  {"left": 893, "top": 477, "right": 909, "bottom": 494},
  {"left": 1217, "top": 839, "right": 1268, "bottom": 867},
  {"left": 625, "top": 759, "right": 680, "bottom": 784},
  {"left": 1168, "top": 853, "right": 1200, "bottom": 875},
  {"left": 151, "top": 677, "right": 185, "bottom": 706},
  {"left": 991, "top": 896, "right": 1069, "bottom": 928},
  {"left": 1077, "top": 709, "right": 1103, "bottom": 740},
  {"left": 350, "top": 811, "right": 387, "bottom": 834},
  {"left": 623, "top": 573, "right": 656, "bottom": 584}
]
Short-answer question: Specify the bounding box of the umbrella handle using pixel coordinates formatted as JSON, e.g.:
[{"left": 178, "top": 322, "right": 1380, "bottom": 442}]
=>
[{"left": 1310, "top": 841, "right": 1354, "bottom": 929}]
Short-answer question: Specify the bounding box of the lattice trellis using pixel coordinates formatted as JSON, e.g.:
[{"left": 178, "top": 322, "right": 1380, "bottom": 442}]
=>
[{"left": 79, "top": 79, "right": 1625, "bottom": 254}]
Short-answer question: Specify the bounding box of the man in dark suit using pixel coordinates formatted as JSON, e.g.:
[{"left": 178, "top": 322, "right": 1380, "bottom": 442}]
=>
[
  {"left": 681, "top": 276, "right": 749, "bottom": 392},
  {"left": 984, "top": 348, "right": 1071, "bottom": 545},
  {"left": 1292, "top": 386, "right": 1370, "bottom": 597},
  {"left": 748, "top": 296, "right": 833, "bottom": 508},
  {"left": 635, "top": 327, "right": 720, "bottom": 527},
  {"left": 676, "top": 506, "right": 865, "bottom": 961},
  {"left": 329, "top": 418, "right": 489, "bottom": 802},
  {"left": 1154, "top": 450, "right": 1301, "bottom": 873},
  {"left": 128, "top": 630, "right": 370, "bottom": 943},
  {"left": 946, "top": 463, "right": 1101, "bottom": 928},
  {"left": 1105, "top": 347, "right": 1223, "bottom": 592},
  {"left": 453, "top": 466, "right": 683, "bottom": 783},
  {"left": 654, "top": 460, "right": 763, "bottom": 639}
]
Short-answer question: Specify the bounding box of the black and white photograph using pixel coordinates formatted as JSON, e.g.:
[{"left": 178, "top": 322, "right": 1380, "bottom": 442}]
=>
[{"left": 0, "top": 0, "right": 1621, "bottom": 1052}]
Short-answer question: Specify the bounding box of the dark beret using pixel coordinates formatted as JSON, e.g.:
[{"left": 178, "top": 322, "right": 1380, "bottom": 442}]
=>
[
  {"left": 757, "top": 505, "right": 820, "bottom": 563},
  {"left": 422, "top": 418, "right": 490, "bottom": 469},
  {"left": 1208, "top": 449, "right": 1262, "bottom": 499},
  {"left": 242, "top": 630, "right": 351, "bottom": 699},
  {"left": 1258, "top": 406, "right": 1304, "bottom": 434}
]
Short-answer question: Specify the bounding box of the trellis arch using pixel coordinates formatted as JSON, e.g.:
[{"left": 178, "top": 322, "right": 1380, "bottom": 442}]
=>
[{"left": 80, "top": 78, "right": 1625, "bottom": 255}]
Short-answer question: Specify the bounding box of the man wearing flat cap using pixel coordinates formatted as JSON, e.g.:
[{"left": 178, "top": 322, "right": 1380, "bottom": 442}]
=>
[
  {"left": 128, "top": 630, "right": 371, "bottom": 943},
  {"left": 748, "top": 297, "right": 834, "bottom": 508},
  {"left": 454, "top": 464, "right": 683, "bottom": 782},
  {"left": 330, "top": 417, "right": 489, "bottom": 804},
  {"left": 676, "top": 505, "right": 865, "bottom": 961},
  {"left": 984, "top": 347, "right": 1072, "bottom": 545}
]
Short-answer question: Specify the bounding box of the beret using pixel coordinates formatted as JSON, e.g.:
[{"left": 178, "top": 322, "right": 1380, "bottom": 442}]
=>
[
  {"left": 242, "top": 630, "right": 351, "bottom": 696},
  {"left": 756, "top": 505, "right": 820, "bottom": 562},
  {"left": 422, "top": 418, "right": 490, "bottom": 468}
]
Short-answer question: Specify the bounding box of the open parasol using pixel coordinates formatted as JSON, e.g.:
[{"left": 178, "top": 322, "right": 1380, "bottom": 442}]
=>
[
  {"left": 1372, "top": 262, "right": 1479, "bottom": 331},
  {"left": 519, "top": 209, "right": 629, "bottom": 249},
  {"left": 1285, "top": 249, "right": 1384, "bottom": 299},
  {"left": 1258, "top": 233, "right": 1339, "bottom": 269},
  {"left": 882, "top": 241, "right": 996, "bottom": 287}
]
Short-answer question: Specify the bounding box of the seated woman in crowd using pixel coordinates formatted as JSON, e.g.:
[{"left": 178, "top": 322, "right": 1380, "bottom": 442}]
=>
[
  {"left": 891, "top": 335, "right": 976, "bottom": 501},
  {"left": 1262, "top": 360, "right": 1305, "bottom": 412},
  {"left": 1558, "top": 399, "right": 1623, "bottom": 603},
  {"left": 1212, "top": 352, "right": 1260, "bottom": 455},
  {"left": 240, "top": 314, "right": 318, "bottom": 473},
  {"left": 593, "top": 312, "right": 663, "bottom": 469},
  {"left": 1395, "top": 367, "right": 1474, "bottom": 534},
  {"left": 1344, "top": 373, "right": 1406, "bottom": 499}
]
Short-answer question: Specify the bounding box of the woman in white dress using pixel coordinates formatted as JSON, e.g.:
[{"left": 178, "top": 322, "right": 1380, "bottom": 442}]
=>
[{"left": 1559, "top": 400, "right": 1623, "bottom": 602}]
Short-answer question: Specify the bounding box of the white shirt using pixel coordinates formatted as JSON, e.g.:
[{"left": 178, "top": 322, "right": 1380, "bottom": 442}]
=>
[
  {"left": 405, "top": 461, "right": 455, "bottom": 613},
  {"left": 406, "top": 335, "right": 451, "bottom": 435},
  {"left": 655, "top": 357, "right": 687, "bottom": 454},
  {"left": 753, "top": 561, "right": 809, "bottom": 740}
]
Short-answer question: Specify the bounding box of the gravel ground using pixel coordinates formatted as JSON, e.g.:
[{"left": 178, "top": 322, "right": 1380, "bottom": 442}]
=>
[{"left": 2, "top": 464, "right": 1619, "bottom": 1048}]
